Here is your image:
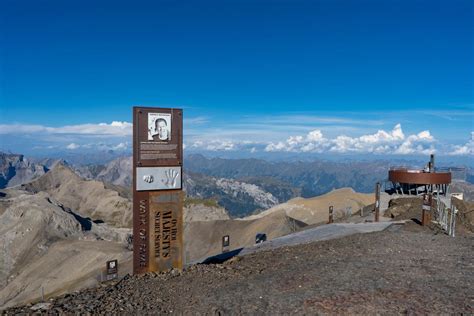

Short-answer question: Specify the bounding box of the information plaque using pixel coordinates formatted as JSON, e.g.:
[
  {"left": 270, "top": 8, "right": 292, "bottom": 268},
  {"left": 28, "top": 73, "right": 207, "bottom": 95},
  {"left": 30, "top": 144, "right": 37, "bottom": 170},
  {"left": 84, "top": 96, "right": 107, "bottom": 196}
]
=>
[{"left": 133, "top": 107, "right": 183, "bottom": 275}]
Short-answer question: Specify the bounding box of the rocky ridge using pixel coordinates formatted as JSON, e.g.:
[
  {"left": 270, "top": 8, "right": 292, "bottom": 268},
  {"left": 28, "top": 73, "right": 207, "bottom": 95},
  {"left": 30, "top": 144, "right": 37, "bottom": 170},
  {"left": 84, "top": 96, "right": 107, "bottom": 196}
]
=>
[
  {"left": 0, "top": 153, "right": 47, "bottom": 189},
  {"left": 20, "top": 164, "right": 132, "bottom": 228}
]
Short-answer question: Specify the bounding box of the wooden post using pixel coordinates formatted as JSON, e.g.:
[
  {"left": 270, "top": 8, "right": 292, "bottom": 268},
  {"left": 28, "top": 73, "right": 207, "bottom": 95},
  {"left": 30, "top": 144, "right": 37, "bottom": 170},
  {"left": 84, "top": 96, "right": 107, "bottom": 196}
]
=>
[
  {"left": 328, "top": 206, "right": 334, "bottom": 224},
  {"left": 375, "top": 182, "right": 380, "bottom": 222},
  {"left": 422, "top": 193, "right": 432, "bottom": 226}
]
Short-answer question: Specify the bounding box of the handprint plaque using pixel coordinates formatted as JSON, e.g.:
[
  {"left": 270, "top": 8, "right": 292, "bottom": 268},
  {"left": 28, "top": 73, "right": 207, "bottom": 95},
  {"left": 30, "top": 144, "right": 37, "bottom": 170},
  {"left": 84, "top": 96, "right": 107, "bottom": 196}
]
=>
[{"left": 136, "top": 167, "right": 182, "bottom": 191}]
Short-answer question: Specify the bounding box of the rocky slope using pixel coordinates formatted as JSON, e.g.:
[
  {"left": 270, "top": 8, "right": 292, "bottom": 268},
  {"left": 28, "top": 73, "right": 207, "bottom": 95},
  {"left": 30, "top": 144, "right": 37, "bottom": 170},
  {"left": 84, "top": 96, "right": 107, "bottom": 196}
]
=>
[
  {"left": 184, "top": 188, "right": 374, "bottom": 262},
  {"left": 5, "top": 222, "right": 473, "bottom": 314},
  {"left": 0, "top": 163, "right": 236, "bottom": 310},
  {"left": 451, "top": 180, "right": 474, "bottom": 201},
  {"left": 0, "top": 153, "right": 47, "bottom": 188},
  {"left": 246, "top": 188, "right": 373, "bottom": 225},
  {"left": 184, "top": 199, "right": 230, "bottom": 222},
  {"left": 0, "top": 188, "right": 132, "bottom": 309},
  {"left": 20, "top": 164, "right": 133, "bottom": 228},
  {"left": 183, "top": 172, "right": 280, "bottom": 217},
  {"left": 95, "top": 156, "right": 132, "bottom": 187}
]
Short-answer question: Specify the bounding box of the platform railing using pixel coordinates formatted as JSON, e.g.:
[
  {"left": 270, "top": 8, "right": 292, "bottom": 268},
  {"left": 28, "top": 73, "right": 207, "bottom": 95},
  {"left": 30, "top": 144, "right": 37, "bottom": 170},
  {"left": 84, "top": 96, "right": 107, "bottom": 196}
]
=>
[{"left": 432, "top": 194, "right": 457, "bottom": 237}]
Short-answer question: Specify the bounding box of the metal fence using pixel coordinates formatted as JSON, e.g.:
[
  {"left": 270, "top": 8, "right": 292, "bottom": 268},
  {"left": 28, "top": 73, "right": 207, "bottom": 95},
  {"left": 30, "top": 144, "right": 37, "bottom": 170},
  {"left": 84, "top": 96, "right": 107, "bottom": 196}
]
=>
[{"left": 432, "top": 194, "right": 457, "bottom": 237}]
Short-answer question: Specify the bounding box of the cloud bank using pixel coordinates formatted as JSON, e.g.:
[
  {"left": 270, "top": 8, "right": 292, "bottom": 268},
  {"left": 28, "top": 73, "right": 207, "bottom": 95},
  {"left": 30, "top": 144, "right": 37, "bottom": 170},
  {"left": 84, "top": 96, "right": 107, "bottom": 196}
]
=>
[
  {"left": 188, "top": 124, "right": 470, "bottom": 156},
  {"left": 0, "top": 120, "right": 471, "bottom": 156},
  {"left": 262, "top": 124, "right": 436, "bottom": 155},
  {"left": 0, "top": 121, "right": 132, "bottom": 136}
]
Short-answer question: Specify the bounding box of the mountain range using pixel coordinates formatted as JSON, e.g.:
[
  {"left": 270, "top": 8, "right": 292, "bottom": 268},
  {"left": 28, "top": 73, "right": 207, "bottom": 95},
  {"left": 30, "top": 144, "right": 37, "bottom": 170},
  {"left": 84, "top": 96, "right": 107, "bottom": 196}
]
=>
[{"left": 2, "top": 152, "right": 473, "bottom": 217}]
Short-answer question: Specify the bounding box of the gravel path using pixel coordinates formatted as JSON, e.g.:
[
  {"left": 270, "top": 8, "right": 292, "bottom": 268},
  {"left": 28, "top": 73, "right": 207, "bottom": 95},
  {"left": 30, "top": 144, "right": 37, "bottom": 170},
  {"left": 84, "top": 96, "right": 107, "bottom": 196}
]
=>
[{"left": 4, "top": 222, "right": 473, "bottom": 315}]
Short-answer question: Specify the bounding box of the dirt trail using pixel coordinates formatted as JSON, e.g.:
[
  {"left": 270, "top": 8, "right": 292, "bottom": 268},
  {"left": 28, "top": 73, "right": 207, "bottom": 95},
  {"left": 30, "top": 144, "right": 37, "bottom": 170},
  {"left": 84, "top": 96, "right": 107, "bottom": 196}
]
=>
[{"left": 4, "top": 221, "right": 473, "bottom": 314}]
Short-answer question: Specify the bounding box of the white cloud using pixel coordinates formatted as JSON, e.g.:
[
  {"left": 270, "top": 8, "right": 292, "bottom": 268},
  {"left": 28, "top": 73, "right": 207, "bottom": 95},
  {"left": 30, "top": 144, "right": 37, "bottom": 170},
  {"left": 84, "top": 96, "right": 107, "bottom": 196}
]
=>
[
  {"left": 112, "top": 142, "right": 129, "bottom": 150},
  {"left": 66, "top": 143, "right": 80, "bottom": 150},
  {"left": 191, "top": 140, "right": 236, "bottom": 151},
  {"left": 0, "top": 121, "right": 132, "bottom": 136},
  {"left": 2, "top": 117, "right": 471, "bottom": 157},
  {"left": 264, "top": 124, "right": 437, "bottom": 155},
  {"left": 449, "top": 132, "right": 474, "bottom": 156},
  {"left": 184, "top": 116, "right": 209, "bottom": 125},
  {"left": 265, "top": 141, "right": 287, "bottom": 152},
  {"left": 394, "top": 130, "right": 435, "bottom": 155},
  {"left": 265, "top": 129, "right": 329, "bottom": 153},
  {"left": 306, "top": 130, "right": 324, "bottom": 142}
]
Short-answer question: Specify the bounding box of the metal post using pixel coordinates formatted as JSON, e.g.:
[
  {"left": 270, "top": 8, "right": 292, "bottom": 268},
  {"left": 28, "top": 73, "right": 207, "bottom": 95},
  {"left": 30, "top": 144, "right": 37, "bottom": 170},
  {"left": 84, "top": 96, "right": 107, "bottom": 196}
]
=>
[
  {"left": 41, "top": 287, "right": 44, "bottom": 302},
  {"left": 375, "top": 182, "right": 380, "bottom": 222},
  {"left": 328, "top": 206, "right": 334, "bottom": 224},
  {"left": 422, "top": 193, "right": 432, "bottom": 226},
  {"left": 450, "top": 196, "right": 456, "bottom": 237},
  {"left": 451, "top": 207, "right": 456, "bottom": 238}
]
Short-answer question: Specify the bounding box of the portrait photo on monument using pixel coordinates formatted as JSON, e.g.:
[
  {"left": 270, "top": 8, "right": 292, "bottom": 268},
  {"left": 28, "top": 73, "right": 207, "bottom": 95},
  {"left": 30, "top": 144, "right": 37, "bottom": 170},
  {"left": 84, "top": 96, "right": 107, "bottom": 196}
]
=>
[{"left": 148, "top": 112, "right": 172, "bottom": 141}]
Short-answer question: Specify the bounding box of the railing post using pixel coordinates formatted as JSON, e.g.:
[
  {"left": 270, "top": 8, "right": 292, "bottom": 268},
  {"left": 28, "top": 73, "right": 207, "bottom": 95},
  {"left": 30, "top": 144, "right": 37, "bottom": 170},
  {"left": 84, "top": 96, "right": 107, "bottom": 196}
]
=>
[
  {"left": 422, "top": 193, "right": 432, "bottom": 226},
  {"left": 375, "top": 182, "right": 380, "bottom": 222},
  {"left": 450, "top": 196, "right": 456, "bottom": 237}
]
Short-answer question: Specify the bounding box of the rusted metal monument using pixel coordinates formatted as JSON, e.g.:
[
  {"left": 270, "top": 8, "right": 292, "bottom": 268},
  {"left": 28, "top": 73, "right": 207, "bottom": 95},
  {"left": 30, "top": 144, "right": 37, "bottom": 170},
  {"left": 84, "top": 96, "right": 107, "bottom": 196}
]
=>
[{"left": 133, "top": 107, "right": 184, "bottom": 274}]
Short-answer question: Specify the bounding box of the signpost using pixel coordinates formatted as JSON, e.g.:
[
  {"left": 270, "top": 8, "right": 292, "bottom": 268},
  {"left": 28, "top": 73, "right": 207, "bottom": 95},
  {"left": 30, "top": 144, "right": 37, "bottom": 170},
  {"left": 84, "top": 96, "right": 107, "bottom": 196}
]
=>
[
  {"left": 222, "top": 235, "right": 230, "bottom": 253},
  {"left": 106, "top": 259, "right": 118, "bottom": 281},
  {"left": 133, "top": 107, "right": 184, "bottom": 275}
]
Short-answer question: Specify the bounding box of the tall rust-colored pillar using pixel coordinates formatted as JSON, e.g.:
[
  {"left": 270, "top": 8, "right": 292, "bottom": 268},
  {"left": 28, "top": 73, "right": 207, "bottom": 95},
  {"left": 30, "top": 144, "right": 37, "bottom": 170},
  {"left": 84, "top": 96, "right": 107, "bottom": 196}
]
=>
[{"left": 133, "top": 107, "right": 184, "bottom": 275}]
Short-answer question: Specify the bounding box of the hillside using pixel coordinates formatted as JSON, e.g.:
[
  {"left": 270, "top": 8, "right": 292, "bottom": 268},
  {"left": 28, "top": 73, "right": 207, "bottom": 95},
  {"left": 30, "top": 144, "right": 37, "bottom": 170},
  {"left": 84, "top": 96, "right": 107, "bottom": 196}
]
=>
[
  {"left": 0, "top": 188, "right": 132, "bottom": 309},
  {"left": 246, "top": 188, "right": 373, "bottom": 224},
  {"left": 451, "top": 180, "right": 474, "bottom": 201},
  {"left": 0, "top": 177, "right": 233, "bottom": 309},
  {"left": 5, "top": 222, "right": 473, "bottom": 314},
  {"left": 0, "top": 153, "right": 47, "bottom": 188},
  {"left": 185, "top": 188, "right": 374, "bottom": 262},
  {"left": 20, "top": 163, "right": 133, "bottom": 228}
]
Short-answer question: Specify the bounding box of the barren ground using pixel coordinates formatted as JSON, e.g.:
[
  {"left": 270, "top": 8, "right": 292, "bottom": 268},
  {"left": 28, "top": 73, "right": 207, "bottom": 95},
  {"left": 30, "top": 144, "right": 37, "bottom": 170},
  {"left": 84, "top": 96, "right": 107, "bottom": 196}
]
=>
[{"left": 4, "top": 220, "right": 473, "bottom": 315}]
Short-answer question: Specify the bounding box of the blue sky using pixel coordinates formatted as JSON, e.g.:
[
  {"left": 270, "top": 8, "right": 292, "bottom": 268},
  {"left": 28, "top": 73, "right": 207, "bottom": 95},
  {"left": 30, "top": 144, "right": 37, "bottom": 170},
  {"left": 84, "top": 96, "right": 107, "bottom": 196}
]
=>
[{"left": 0, "top": 0, "right": 473, "bottom": 158}]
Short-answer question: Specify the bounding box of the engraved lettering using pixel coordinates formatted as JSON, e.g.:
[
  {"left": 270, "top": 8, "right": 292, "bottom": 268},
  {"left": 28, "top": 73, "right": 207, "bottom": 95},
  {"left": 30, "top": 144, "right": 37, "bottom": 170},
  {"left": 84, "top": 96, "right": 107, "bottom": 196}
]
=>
[
  {"left": 161, "top": 210, "right": 172, "bottom": 258},
  {"left": 139, "top": 199, "right": 147, "bottom": 225},
  {"left": 139, "top": 228, "right": 147, "bottom": 267},
  {"left": 171, "top": 219, "right": 177, "bottom": 241},
  {"left": 154, "top": 211, "right": 161, "bottom": 258}
]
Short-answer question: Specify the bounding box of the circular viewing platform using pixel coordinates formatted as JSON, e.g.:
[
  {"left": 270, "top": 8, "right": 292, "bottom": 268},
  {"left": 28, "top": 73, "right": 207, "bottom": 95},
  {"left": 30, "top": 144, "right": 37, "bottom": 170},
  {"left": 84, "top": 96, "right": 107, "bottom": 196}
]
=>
[{"left": 388, "top": 169, "right": 452, "bottom": 185}]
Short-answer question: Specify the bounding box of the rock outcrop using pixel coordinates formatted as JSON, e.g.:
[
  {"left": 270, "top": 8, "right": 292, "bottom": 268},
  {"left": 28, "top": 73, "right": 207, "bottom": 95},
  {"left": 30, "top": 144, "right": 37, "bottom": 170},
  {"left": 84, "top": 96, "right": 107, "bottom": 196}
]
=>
[
  {"left": 20, "top": 164, "right": 132, "bottom": 228},
  {"left": 0, "top": 153, "right": 47, "bottom": 188}
]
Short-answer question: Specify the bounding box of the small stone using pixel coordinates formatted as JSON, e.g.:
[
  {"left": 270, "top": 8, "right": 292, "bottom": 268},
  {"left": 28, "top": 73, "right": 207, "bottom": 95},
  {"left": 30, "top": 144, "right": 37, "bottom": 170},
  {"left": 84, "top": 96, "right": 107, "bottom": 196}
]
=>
[{"left": 30, "top": 303, "right": 52, "bottom": 311}]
